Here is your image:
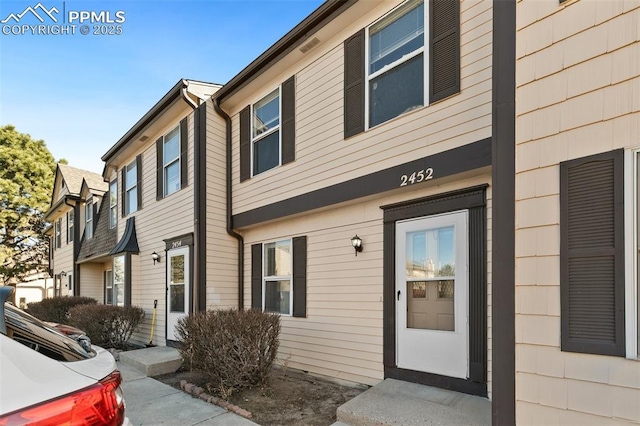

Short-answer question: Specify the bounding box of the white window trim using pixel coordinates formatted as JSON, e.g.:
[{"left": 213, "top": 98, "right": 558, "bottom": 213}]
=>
[
  {"left": 67, "top": 210, "right": 74, "bottom": 242},
  {"left": 54, "top": 219, "right": 61, "bottom": 249},
  {"left": 113, "top": 255, "right": 125, "bottom": 307},
  {"left": 250, "top": 87, "right": 282, "bottom": 177},
  {"left": 163, "top": 125, "right": 181, "bottom": 197},
  {"left": 364, "top": 0, "right": 429, "bottom": 131},
  {"left": 85, "top": 199, "right": 93, "bottom": 240},
  {"left": 109, "top": 180, "right": 117, "bottom": 229},
  {"left": 625, "top": 148, "right": 639, "bottom": 359},
  {"left": 105, "top": 269, "right": 113, "bottom": 305},
  {"left": 125, "top": 160, "right": 137, "bottom": 215},
  {"left": 262, "top": 239, "right": 293, "bottom": 317}
]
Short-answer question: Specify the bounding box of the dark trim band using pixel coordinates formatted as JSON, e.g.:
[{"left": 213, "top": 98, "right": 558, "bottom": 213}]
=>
[
  {"left": 234, "top": 138, "right": 491, "bottom": 228},
  {"left": 491, "top": 0, "right": 516, "bottom": 422}
]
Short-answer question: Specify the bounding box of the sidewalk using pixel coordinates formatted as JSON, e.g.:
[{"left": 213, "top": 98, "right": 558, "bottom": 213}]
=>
[{"left": 118, "top": 362, "right": 258, "bottom": 426}]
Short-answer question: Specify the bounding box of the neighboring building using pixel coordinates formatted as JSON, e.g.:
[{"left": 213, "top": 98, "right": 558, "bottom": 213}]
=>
[
  {"left": 515, "top": 0, "right": 640, "bottom": 424},
  {"left": 14, "top": 272, "right": 52, "bottom": 307},
  {"left": 77, "top": 79, "right": 223, "bottom": 346},
  {"left": 45, "top": 164, "right": 107, "bottom": 298}
]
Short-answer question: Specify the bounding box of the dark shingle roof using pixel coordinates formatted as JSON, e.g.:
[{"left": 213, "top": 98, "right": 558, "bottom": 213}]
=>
[{"left": 58, "top": 164, "right": 106, "bottom": 195}]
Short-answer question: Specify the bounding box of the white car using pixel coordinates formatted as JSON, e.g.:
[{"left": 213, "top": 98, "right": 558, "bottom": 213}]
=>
[{"left": 0, "top": 287, "right": 131, "bottom": 425}]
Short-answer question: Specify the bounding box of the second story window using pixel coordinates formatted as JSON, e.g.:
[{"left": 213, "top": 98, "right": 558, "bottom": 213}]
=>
[
  {"left": 54, "top": 219, "right": 61, "bottom": 249},
  {"left": 368, "top": 0, "right": 425, "bottom": 128},
  {"left": 163, "top": 126, "right": 180, "bottom": 196},
  {"left": 109, "top": 180, "right": 117, "bottom": 229},
  {"left": 85, "top": 199, "right": 93, "bottom": 239},
  {"left": 125, "top": 160, "right": 138, "bottom": 215},
  {"left": 252, "top": 89, "right": 280, "bottom": 176},
  {"left": 239, "top": 77, "right": 295, "bottom": 182},
  {"left": 67, "top": 210, "right": 74, "bottom": 243}
]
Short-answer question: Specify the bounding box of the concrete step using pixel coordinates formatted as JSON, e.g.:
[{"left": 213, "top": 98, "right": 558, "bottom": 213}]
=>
[
  {"left": 336, "top": 379, "right": 491, "bottom": 426},
  {"left": 330, "top": 422, "right": 351, "bottom": 426},
  {"left": 118, "top": 345, "right": 182, "bottom": 377}
]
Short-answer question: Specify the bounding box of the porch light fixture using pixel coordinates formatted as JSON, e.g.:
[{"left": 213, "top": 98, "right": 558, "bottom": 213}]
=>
[
  {"left": 59, "top": 271, "right": 67, "bottom": 277},
  {"left": 351, "top": 235, "right": 363, "bottom": 256},
  {"left": 151, "top": 252, "right": 161, "bottom": 265}
]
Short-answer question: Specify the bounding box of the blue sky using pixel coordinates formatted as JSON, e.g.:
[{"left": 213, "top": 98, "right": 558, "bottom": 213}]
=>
[{"left": 0, "top": 0, "right": 323, "bottom": 173}]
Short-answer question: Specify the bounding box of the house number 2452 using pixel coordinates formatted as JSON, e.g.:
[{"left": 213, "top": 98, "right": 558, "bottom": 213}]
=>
[{"left": 400, "top": 168, "right": 434, "bottom": 187}]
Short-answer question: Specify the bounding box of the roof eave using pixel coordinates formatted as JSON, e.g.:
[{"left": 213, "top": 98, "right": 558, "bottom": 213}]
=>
[{"left": 214, "top": 0, "right": 356, "bottom": 104}]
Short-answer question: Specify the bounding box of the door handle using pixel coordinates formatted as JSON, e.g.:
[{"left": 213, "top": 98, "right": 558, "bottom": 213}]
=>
[{"left": 397, "top": 290, "right": 401, "bottom": 301}]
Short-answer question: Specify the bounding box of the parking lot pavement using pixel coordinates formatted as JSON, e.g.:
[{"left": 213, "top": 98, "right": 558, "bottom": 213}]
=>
[{"left": 118, "top": 362, "right": 257, "bottom": 426}]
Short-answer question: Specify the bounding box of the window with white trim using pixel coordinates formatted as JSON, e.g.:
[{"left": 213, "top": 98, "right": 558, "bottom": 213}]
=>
[
  {"left": 113, "top": 256, "right": 125, "bottom": 307},
  {"left": 263, "top": 239, "right": 292, "bottom": 315},
  {"left": 252, "top": 88, "right": 280, "bottom": 176},
  {"left": 104, "top": 270, "right": 113, "bottom": 305},
  {"left": 125, "top": 160, "right": 138, "bottom": 215},
  {"left": 367, "top": 0, "right": 425, "bottom": 128},
  {"left": 54, "top": 218, "right": 61, "bottom": 249},
  {"left": 85, "top": 199, "right": 93, "bottom": 240},
  {"left": 163, "top": 126, "right": 181, "bottom": 196},
  {"left": 109, "top": 180, "right": 117, "bottom": 229},
  {"left": 67, "top": 210, "right": 74, "bottom": 243}
]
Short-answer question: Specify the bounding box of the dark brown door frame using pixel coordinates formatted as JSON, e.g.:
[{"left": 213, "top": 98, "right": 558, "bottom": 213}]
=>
[{"left": 382, "top": 185, "right": 488, "bottom": 397}]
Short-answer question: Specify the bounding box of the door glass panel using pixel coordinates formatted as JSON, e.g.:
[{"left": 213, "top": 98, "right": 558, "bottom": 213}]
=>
[
  {"left": 170, "top": 255, "right": 185, "bottom": 313},
  {"left": 406, "top": 225, "right": 455, "bottom": 331},
  {"left": 170, "top": 285, "right": 185, "bottom": 313}
]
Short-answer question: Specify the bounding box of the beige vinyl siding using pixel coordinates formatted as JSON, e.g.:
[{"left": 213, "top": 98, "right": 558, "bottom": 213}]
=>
[
  {"left": 516, "top": 1, "right": 640, "bottom": 424},
  {"left": 53, "top": 223, "right": 74, "bottom": 297},
  {"left": 242, "top": 174, "right": 492, "bottom": 388},
  {"left": 231, "top": 0, "right": 492, "bottom": 215},
  {"left": 79, "top": 262, "right": 105, "bottom": 303},
  {"left": 118, "top": 106, "right": 196, "bottom": 347},
  {"left": 204, "top": 100, "right": 239, "bottom": 309}
]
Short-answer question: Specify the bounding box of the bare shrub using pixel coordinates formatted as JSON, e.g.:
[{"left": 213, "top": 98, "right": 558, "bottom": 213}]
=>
[
  {"left": 68, "top": 304, "right": 145, "bottom": 349},
  {"left": 176, "top": 309, "right": 280, "bottom": 399},
  {"left": 26, "top": 296, "right": 97, "bottom": 323}
]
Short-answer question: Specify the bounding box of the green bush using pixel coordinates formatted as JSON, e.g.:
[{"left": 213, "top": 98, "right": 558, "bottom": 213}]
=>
[
  {"left": 26, "top": 296, "right": 97, "bottom": 323},
  {"left": 68, "top": 304, "right": 145, "bottom": 349},
  {"left": 176, "top": 309, "right": 280, "bottom": 398}
]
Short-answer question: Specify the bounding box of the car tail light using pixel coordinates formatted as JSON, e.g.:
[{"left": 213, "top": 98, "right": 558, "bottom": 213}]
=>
[{"left": 0, "top": 371, "right": 125, "bottom": 426}]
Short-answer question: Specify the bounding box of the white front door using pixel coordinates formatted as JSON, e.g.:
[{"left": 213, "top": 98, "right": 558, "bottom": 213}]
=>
[
  {"left": 167, "top": 247, "right": 189, "bottom": 341},
  {"left": 396, "top": 210, "right": 469, "bottom": 379}
]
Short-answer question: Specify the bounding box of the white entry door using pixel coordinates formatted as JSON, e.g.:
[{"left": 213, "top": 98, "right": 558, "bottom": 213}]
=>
[
  {"left": 167, "top": 247, "right": 189, "bottom": 341},
  {"left": 396, "top": 210, "right": 468, "bottom": 379}
]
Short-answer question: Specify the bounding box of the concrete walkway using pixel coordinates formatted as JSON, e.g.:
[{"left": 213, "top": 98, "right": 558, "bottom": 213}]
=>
[
  {"left": 118, "top": 362, "right": 257, "bottom": 426},
  {"left": 335, "top": 379, "right": 491, "bottom": 426}
]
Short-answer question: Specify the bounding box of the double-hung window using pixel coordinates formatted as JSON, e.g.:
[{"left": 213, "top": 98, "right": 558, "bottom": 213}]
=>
[
  {"left": 113, "top": 256, "right": 125, "bottom": 307},
  {"left": 163, "top": 126, "right": 181, "bottom": 196},
  {"left": 109, "top": 180, "right": 117, "bottom": 229},
  {"left": 263, "top": 240, "right": 292, "bottom": 315},
  {"left": 343, "top": 0, "right": 459, "bottom": 138},
  {"left": 85, "top": 199, "right": 93, "bottom": 240},
  {"left": 367, "top": 0, "right": 425, "bottom": 128},
  {"left": 125, "top": 160, "right": 138, "bottom": 215},
  {"left": 252, "top": 89, "right": 281, "bottom": 176},
  {"left": 67, "top": 210, "right": 74, "bottom": 243},
  {"left": 239, "top": 77, "right": 295, "bottom": 182},
  {"left": 54, "top": 219, "right": 61, "bottom": 249}
]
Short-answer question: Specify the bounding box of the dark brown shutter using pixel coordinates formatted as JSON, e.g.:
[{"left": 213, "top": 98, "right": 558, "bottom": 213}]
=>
[
  {"left": 180, "top": 117, "right": 188, "bottom": 188},
  {"left": 281, "top": 76, "right": 296, "bottom": 165},
  {"left": 156, "top": 137, "right": 163, "bottom": 200},
  {"left": 344, "top": 29, "right": 365, "bottom": 139},
  {"left": 121, "top": 168, "right": 126, "bottom": 217},
  {"left": 66, "top": 213, "right": 69, "bottom": 244},
  {"left": 136, "top": 155, "right": 142, "bottom": 210},
  {"left": 251, "top": 243, "right": 262, "bottom": 310},
  {"left": 292, "top": 236, "right": 307, "bottom": 318},
  {"left": 560, "top": 149, "right": 625, "bottom": 356},
  {"left": 430, "top": 0, "right": 460, "bottom": 103},
  {"left": 239, "top": 106, "right": 251, "bottom": 182}
]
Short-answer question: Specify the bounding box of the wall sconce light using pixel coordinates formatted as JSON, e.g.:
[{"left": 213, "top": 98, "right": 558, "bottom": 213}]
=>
[
  {"left": 151, "top": 252, "right": 161, "bottom": 265},
  {"left": 59, "top": 271, "right": 67, "bottom": 277},
  {"left": 351, "top": 235, "right": 363, "bottom": 256}
]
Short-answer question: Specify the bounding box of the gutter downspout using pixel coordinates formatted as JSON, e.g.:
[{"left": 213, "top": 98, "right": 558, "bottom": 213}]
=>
[
  {"left": 181, "top": 82, "right": 198, "bottom": 109},
  {"left": 183, "top": 89, "right": 200, "bottom": 314},
  {"left": 213, "top": 98, "right": 244, "bottom": 311}
]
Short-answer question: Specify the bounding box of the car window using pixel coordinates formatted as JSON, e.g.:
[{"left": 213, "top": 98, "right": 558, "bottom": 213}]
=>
[{"left": 4, "top": 303, "right": 93, "bottom": 362}]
